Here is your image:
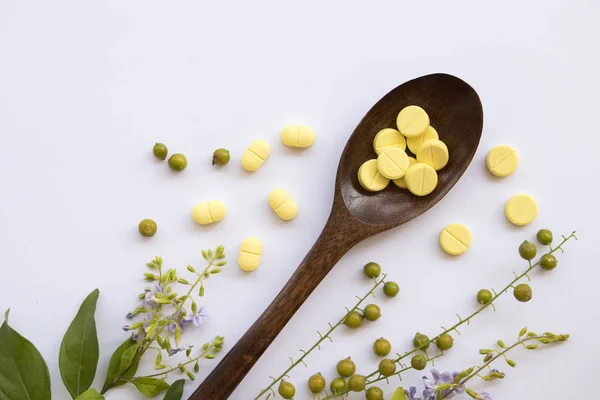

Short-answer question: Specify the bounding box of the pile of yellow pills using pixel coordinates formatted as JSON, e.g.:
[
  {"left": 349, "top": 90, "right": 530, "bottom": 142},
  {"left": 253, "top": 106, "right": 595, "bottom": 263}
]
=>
[
  {"left": 439, "top": 223, "right": 472, "bottom": 256},
  {"left": 241, "top": 139, "right": 270, "bottom": 172},
  {"left": 416, "top": 139, "right": 449, "bottom": 171},
  {"left": 268, "top": 188, "right": 298, "bottom": 221},
  {"left": 377, "top": 147, "right": 410, "bottom": 179},
  {"left": 404, "top": 163, "right": 438, "bottom": 196},
  {"left": 281, "top": 125, "right": 316, "bottom": 149},
  {"left": 486, "top": 145, "right": 518, "bottom": 177},
  {"left": 238, "top": 237, "right": 262, "bottom": 271},
  {"left": 192, "top": 200, "right": 227, "bottom": 225},
  {"left": 358, "top": 159, "right": 390, "bottom": 192},
  {"left": 505, "top": 194, "right": 538, "bottom": 226},
  {"left": 393, "top": 156, "right": 417, "bottom": 189},
  {"left": 396, "top": 105, "right": 430, "bottom": 137},
  {"left": 407, "top": 125, "right": 438, "bottom": 154},
  {"left": 373, "top": 128, "right": 406, "bottom": 155}
]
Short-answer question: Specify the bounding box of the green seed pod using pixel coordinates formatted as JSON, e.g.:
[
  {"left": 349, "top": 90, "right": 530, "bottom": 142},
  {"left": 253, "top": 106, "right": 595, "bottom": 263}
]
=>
[
  {"left": 347, "top": 375, "right": 366, "bottom": 392},
  {"left": 330, "top": 377, "right": 347, "bottom": 394},
  {"left": 413, "top": 332, "right": 430, "bottom": 350},
  {"left": 363, "top": 304, "right": 381, "bottom": 321},
  {"left": 363, "top": 262, "right": 381, "bottom": 278},
  {"left": 536, "top": 229, "right": 553, "bottom": 245},
  {"left": 336, "top": 358, "right": 356, "bottom": 377},
  {"left": 138, "top": 219, "right": 157, "bottom": 237},
  {"left": 378, "top": 358, "right": 396, "bottom": 377},
  {"left": 168, "top": 153, "right": 188, "bottom": 171},
  {"left": 476, "top": 289, "right": 493, "bottom": 305},
  {"left": 373, "top": 338, "right": 392, "bottom": 357},
  {"left": 383, "top": 281, "right": 400, "bottom": 297},
  {"left": 514, "top": 283, "right": 533, "bottom": 302},
  {"left": 518, "top": 240, "right": 537, "bottom": 261},
  {"left": 344, "top": 311, "right": 364, "bottom": 329},
  {"left": 436, "top": 333, "right": 454, "bottom": 351},
  {"left": 153, "top": 143, "right": 168, "bottom": 160},
  {"left": 411, "top": 354, "right": 427, "bottom": 371},
  {"left": 366, "top": 386, "right": 384, "bottom": 400},
  {"left": 540, "top": 254, "right": 558, "bottom": 270},
  {"left": 278, "top": 380, "right": 295, "bottom": 399},
  {"left": 307, "top": 373, "right": 326, "bottom": 394},
  {"left": 212, "top": 148, "right": 230, "bottom": 166}
]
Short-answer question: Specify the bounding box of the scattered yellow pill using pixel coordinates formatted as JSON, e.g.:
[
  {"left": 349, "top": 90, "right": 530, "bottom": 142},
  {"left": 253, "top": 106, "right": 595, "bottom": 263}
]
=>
[
  {"left": 407, "top": 125, "right": 439, "bottom": 154},
  {"left": 241, "top": 139, "right": 270, "bottom": 172},
  {"left": 377, "top": 147, "right": 410, "bottom": 179},
  {"left": 505, "top": 194, "right": 538, "bottom": 226},
  {"left": 238, "top": 236, "right": 262, "bottom": 272},
  {"left": 404, "top": 163, "right": 438, "bottom": 196},
  {"left": 416, "top": 139, "right": 449, "bottom": 171},
  {"left": 372, "top": 128, "right": 406, "bottom": 155},
  {"left": 192, "top": 200, "right": 227, "bottom": 225},
  {"left": 268, "top": 189, "right": 298, "bottom": 221},
  {"left": 440, "top": 223, "right": 472, "bottom": 256},
  {"left": 486, "top": 145, "right": 518, "bottom": 177},
  {"left": 357, "top": 159, "right": 390, "bottom": 192},
  {"left": 396, "top": 105, "right": 430, "bottom": 137},
  {"left": 280, "top": 125, "right": 315, "bottom": 148},
  {"left": 393, "top": 156, "right": 417, "bottom": 189}
]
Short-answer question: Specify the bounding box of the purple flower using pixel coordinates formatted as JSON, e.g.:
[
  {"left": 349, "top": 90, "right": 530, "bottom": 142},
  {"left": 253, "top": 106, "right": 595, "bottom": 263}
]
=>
[
  {"left": 182, "top": 307, "right": 208, "bottom": 327},
  {"left": 478, "top": 392, "right": 492, "bottom": 400},
  {"left": 122, "top": 325, "right": 131, "bottom": 331},
  {"left": 166, "top": 310, "right": 186, "bottom": 333},
  {"left": 422, "top": 369, "right": 464, "bottom": 400},
  {"left": 168, "top": 344, "right": 193, "bottom": 357},
  {"left": 142, "top": 284, "right": 165, "bottom": 308},
  {"left": 405, "top": 386, "right": 422, "bottom": 400}
]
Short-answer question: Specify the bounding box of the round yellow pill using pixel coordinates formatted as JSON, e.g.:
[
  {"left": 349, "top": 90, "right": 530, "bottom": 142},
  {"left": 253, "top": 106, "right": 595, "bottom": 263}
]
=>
[
  {"left": 486, "top": 145, "right": 518, "bottom": 177},
  {"left": 393, "top": 156, "right": 417, "bottom": 189},
  {"left": 238, "top": 236, "right": 262, "bottom": 272},
  {"left": 377, "top": 147, "right": 410, "bottom": 180},
  {"left": 404, "top": 163, "right": 438, "bottom": 196},
  {"left": 241, "top": 139, "right": 270, "bottom": 172},
  {"left": 416, "top": 139, "right": 449, "bottom": 171},
  {"left": 192, "top": 200, "right": 227, "bottom": 225},
  {"left": 440, "top": 223, "right": 472, "bottom": 256},
  {"left": 396, "top": 105, "right": 430, "bottom": 137},
  {"left": 373, "top": 128, "right": 406, "bottom": 155},
  {"left": 505, "top": 194, "right": 538, "bottom": 226},
  {"left": 358, "top": 159, "right": 390, "bottom": 192},
  {"left": 407, "top": 125, "right": 439, "bottom": 154},
  {"left": 281, "top": 125, "right": 315, "bottom": 148},
  {"left": 268, "top": 188, "right": 298, "bottom": 221}
]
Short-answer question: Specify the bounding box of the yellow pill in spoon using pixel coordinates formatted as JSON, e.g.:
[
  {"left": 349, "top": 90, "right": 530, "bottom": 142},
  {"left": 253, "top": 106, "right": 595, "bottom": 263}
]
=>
[
  {"left": 396, "top": 105, "right": 430, "bottom": 137},
  {"left": 416, "top": 139, "right": 449, "bottom": 171},
  {"left": 407, "top": 125, "right": 439, "bottom": 154},
  {"left": 404, "top": 163, "right": 438, "bottom": 196},
  {"left": 358, "top": 159, "right": 390, "bottom": 192},
  {"left": 377, "top": 147, "right": 410, "bottom": 179},
  {"left": 393, "top": 156, "right": 417, "bottom": 189},
  {"left": 373, "top": 128, "right": 406, "bottom": 155}
]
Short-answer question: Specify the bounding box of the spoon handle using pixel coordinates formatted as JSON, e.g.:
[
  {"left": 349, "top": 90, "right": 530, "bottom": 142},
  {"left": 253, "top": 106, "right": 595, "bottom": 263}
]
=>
[{"left": 190, "top": 211, "right": 363, "bottom": 399}]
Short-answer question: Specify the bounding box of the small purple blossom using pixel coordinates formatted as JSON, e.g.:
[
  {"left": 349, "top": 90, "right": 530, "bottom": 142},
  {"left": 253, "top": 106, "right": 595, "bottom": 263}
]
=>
[
  {"left": 168, "top": 344, "right": 193, "bottom": 357},
  {"left": 182, "top": 307, "right": 208, "bottom": 327},
  {"left": 478, "top": 391, "right": 492, "bottom": 400},
  {"left": 142, "top": 284, "right": 165, "bottom": 308},
  {"left": 126, "top": 312, "right": 134, "bottom": 319},
  {"left": 422, "top": 369, "right": 464, "bottom": 400},
  {"left": 166, "top": 310, "right": 186, "bottom": 333},
  {"left": 405, "top": 386, "right": 422, "bottom": 400},
  {"left": 122, "top": 325, "right": 130, "bottom": 331}
]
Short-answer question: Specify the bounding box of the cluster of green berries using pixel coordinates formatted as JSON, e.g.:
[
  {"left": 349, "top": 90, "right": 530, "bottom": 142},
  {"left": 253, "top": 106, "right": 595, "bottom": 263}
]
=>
[{"left": 152, "top": 143, "right": 188, "bottom": 171}]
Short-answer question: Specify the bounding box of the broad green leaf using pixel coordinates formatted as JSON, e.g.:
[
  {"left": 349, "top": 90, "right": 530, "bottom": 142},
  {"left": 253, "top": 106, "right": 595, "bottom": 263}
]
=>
[
  {"left": 0, "top": 311, "right": 51, "bottom": 400},
  {"left": 75, "top": 388, "right": 104, "bottom": 400},
  {"left": 163, "top": 379, "right": 185, "bottom": 400},
  {"left": 59, "top": 289, "right": 100, "bottom": 399},
  {"left": 131, "top": 377, "right": 169, "bottom": 397},
  {"left": 101, "top": 337, "right": 140, "bottom": 393},
  {"left": 391, "top": 387, "right": 407, "bottom": 400}
]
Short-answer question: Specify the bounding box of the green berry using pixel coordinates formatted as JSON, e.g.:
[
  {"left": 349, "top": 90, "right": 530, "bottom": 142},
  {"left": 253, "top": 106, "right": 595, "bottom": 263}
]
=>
[
  {"left": 152, "top": 143, "right": 168, "bottom": 160},
  {"left": 363, "top": 262, "right": 381, "bottom": 278},
  {"left": 348, "top": 375, "right": 366, "bottom": 392},
  {"left": 278, "top": 380, "right": 295, "bottom": 399},
  {"left": 373, "top": 338, "right": 392, "bottom": 357},
  {"left": 518, "top": 240, "right": 537, "bottom": 261},
  {"left": 536, "top": 229, "right": 553, "bottom": 245},
  {"left": 514, "top": 283, "right": 532, "bottom": 302},
  {"left": 330, "top": 377, "right": 347, "bottom": 393},
  {"left": 366, "top": 386, "right": 384, "bottom": 400},
  {"left": 344, "top": 311, "right": 364, "bottom": 329},
  {"left": 411, "top": 354, "right": 427, "bottom": 371},
  {"left": 383, "top": 281, "right": 400, "bottom": 297},
  {"left": 436, "top": 333, "right": 454, "bottom": 351},
  {"left": 212, "top": 148, "right": 230, "bottom": 166},
  {"left": 308, "top": 373, "right": 326, "bottom": 394},
  {"left": 540, "top": 254, "right": 558, "bottom": 270},
  {"left": 413, "top": 332, "right": 430, "bottom": 350},
  {"left": 336, "top": 358, "right": 356, "bottom": 377},
  {"left": 476, "top": 289, "right": 493, "bottom": 305},
  {"left": 378, "top": 358, "right": 396, "bottom": 377},
  {"left": 138, "top": 219, "right": 157, "bottom": 237},
  {"left": 363, "top": 304, "right": 381, "bottom": 321},
  {"left": 168, "top": 153, "right": 187, "bottom": 171}
]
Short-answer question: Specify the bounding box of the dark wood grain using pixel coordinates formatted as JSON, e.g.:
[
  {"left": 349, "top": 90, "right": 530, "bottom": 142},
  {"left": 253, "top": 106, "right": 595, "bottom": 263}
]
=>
[{"left": 190, "top": 73, "right": 483, "bottom": 400}]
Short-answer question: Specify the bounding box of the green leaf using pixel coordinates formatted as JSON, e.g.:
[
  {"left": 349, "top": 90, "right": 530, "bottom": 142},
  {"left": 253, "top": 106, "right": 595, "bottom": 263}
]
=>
[
  {"left": 163, "top": 379, "right": 185, "bottom": 400},
  {"left": 391, "top": 387, "right": 407, "bottom": 400},
  {"left": 131, "top": 377, "right": 169, "bottom": 396},
  {"left": 101, "top": 337, "right": 140, "bottom": 393},
  {"left": 0, "top": 314, "right": 51, "bottom": 400},
  {"left": 59, "top": 289, "right": 100, "bottom": 399},
  {"left": 75, "top": 388, "right": 105, "bottom": 399}
]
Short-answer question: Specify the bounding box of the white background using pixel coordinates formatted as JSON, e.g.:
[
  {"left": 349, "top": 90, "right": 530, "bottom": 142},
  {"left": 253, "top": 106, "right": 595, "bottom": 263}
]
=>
[{"left": 1, "top": 1, "right": 598, "bottom": 399}]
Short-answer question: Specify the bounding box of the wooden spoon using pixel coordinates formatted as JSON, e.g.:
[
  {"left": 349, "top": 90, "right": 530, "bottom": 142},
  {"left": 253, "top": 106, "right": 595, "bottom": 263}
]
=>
[{"left": 191, "top": 73, "right": 483, "bottom": 399}]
